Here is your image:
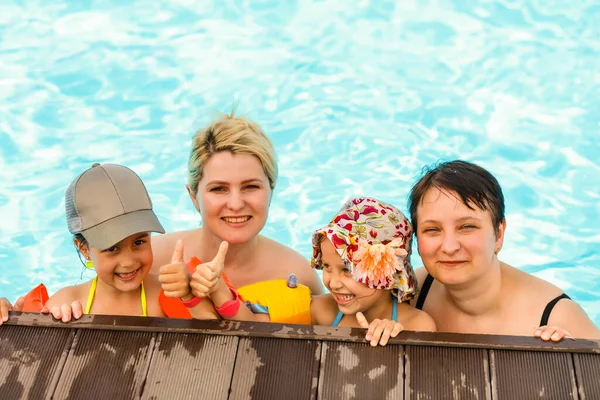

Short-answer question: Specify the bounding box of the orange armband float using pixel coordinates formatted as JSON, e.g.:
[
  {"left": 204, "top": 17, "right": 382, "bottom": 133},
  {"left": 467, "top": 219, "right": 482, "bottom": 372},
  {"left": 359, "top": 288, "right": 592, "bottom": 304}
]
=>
[{"left": 20, "top": 283, "right": 50, "bottom": 312}]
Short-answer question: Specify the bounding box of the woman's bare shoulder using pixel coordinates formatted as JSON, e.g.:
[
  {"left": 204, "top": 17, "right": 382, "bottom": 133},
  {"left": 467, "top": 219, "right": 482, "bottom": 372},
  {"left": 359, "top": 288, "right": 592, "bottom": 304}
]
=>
[
  {"left": 151, "top": 229, "right": 200, "bottom": 270},
  {"left": 259, "top": 236, "right": 325, "bottom": 294},
  {"left": 399, "top": 303, "right": 436, "bottom": 332},
  {"left": 505, "top": 263, "right": 565, "bottom": 298}
]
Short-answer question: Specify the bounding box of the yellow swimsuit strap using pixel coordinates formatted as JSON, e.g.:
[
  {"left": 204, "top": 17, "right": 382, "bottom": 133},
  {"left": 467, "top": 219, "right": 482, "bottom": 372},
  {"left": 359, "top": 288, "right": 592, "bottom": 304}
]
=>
[
  {"left": 140, "top": 281, "right": 147, "bottom": 317},
  {"left": 85, "top": 276, "right": 147, "bottom": 316},
  {"left": 85, "top": 276, "right": 97, "bottom": 314}
]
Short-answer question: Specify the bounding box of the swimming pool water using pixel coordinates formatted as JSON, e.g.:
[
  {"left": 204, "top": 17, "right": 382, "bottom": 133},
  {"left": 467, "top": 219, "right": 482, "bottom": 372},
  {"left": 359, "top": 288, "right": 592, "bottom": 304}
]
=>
[{"left": 0, "top": 0, "right": 598, "bottom": 325}]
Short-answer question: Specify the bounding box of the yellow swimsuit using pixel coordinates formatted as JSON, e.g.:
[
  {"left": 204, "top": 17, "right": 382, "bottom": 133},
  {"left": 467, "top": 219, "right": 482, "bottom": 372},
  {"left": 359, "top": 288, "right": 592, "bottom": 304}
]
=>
[{"left": 85, "top": 276, "right": 147, "bottom": 316}]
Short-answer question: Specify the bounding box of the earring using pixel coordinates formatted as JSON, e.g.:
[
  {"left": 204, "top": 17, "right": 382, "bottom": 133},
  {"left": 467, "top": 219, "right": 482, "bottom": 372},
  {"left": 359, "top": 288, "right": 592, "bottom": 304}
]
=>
[{"left": 85, "top": 259, "right": 94, "bottom": 269}]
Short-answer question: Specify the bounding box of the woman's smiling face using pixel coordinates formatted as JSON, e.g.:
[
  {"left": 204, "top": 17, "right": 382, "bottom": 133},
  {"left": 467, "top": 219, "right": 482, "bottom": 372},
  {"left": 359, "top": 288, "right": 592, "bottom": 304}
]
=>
[
  {"left": 189, "top": 151, "right": 272, "bottom": 244},
  {"left": 416, "top": 187, "right": 505, "bottom": 287}
]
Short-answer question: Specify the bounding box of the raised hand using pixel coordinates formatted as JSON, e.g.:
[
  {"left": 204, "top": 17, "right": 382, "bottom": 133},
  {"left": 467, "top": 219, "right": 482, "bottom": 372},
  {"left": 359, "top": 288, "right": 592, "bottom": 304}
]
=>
[
  {"left": 190, "top": 241, "right": 229, "bottom": 298},
  {"left": 1, "top": 296, "right": 24, "bottom": 326},
  {"left": 356, "top": 311, "right": 404, "bottom": 347},
  {"left": 535, "top": 325, "right": 573, "bottom": 342},
  {"left": 159, "top": 239, "right": 192, "bottom": 299}
]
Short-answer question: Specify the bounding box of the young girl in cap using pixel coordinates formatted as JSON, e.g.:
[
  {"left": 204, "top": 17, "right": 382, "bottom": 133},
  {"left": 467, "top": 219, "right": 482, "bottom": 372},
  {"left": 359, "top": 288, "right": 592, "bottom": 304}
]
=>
[
  {"left": 0, "top": 163, "right": 218, "bottom": 323},
  {"left": 184, "top": 196, "right": 436, "bottom": 346}
]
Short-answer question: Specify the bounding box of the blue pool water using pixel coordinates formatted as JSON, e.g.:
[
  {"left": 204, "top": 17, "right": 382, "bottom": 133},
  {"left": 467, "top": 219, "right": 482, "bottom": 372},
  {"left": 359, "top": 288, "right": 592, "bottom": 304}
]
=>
[{"left": 0, "top": 0, "right": 598, "bottom": 325}]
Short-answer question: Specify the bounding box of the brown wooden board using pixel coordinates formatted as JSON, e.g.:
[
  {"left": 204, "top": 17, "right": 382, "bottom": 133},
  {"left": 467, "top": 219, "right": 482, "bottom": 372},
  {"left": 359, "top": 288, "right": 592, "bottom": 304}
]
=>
[
  {"left": 0, "top": 325, "right": 74, "bottom": 400},
  {"left": 405, "top": 346, "right": 491, "bottom": 400},
  {"left": 52, "top": 329, "right": 155, "bottom": 400},
  {"left": 7, "top": 312, "right": 600, "bottom": 354},
  {"left": 491, "top": 349, "right": 578, "bottom": 399},
  {"left": 141, "top": 332, "right": 239, "bottom": 400},
  {"left": 229, "top": 337, "right": 321, "bottom": 400},
  {"left": 573, "top": 353, "right": 600, "bottom": 399},
  {"left": 318, "top": 341, "right": 404, "bottom": 399}
]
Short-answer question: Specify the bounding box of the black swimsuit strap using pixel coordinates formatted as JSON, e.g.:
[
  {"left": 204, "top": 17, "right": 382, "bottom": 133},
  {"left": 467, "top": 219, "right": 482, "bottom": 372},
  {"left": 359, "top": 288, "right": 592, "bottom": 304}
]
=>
[
  {"left": 539, "top": 293, "right": 571, "bottom": 327},
  {"left": 415, "top": 274, "right": 434, "bottom": 310}
]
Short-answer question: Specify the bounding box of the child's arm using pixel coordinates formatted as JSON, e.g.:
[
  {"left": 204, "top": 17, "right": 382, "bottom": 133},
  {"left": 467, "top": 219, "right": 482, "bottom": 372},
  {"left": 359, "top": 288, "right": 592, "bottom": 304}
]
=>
[
  {"left": 189, "top": 242, "right": 260, "bottom": 322},
  {"left": 1, "top": 297, "right": 24, "bottom": 326},
  {"left": 203, "top": 279, "right": 259, "bottom": 321},
  {"left": 158, "top": 239, "right": 219, "bottom": 320}
]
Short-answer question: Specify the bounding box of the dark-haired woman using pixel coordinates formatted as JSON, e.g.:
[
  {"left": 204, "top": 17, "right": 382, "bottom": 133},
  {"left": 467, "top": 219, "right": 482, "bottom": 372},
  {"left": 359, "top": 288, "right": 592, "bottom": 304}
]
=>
[{"left": 409, "top": 160, "right": 599, "bottom": 341}]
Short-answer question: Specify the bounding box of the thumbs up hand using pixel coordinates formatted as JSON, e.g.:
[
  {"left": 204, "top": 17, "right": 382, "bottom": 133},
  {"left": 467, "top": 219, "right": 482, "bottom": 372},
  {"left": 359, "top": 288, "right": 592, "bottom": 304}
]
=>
[
  {"left": 159, "top": 240, "right": 192, "bottom": 299},
  {"left": 356, "top": 312, "right": 404, "bottom": 347},
  {"left": 190, "top": 241, "right": 229, "bottom": 298}
]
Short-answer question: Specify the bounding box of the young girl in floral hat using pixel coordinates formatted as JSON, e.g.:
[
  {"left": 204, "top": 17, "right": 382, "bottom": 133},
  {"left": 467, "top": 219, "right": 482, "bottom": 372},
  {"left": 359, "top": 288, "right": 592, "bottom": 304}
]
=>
[{"left": 310, "top": 197, "right": 436, "bottom": 345}]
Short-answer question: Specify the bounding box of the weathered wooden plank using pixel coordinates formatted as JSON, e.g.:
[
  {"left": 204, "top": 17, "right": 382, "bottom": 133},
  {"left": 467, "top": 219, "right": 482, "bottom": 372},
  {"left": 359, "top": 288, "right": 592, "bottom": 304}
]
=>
[
  {"left": 141, "top": 332, "right": 238, "bottom": 400},
  {"left": 7, "top": 312, "right": 600, "bottom": 354},
  {"left": 573, "top": 353, "right": 600, "bottom": 399},
  {"left": 229, "top": 337, "right": 320, "bottom": 400},
  {"left": 318, "top": 341, "right": 403, "bottom": 399},
  {"left": 491, "top": 349, "right": 578, "bottom": 399},
  {"left": 52, "top": 329, "right": 155, "bottom": 400},
  {"left": 405, "top": 346, "right": 491, "bottom": 400},
  {"left": 0, "top": 325, "right": 74, "bottom": 399}
]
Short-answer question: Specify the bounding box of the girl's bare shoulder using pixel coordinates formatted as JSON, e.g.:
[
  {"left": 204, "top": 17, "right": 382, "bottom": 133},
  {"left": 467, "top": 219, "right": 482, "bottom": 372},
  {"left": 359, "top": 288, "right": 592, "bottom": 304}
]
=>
[
  {"left": 310, "top": 294, "right": 339, "bottom": 326},
  {"left": 45, "top": 281, "right": 91, "bottom": 308}
]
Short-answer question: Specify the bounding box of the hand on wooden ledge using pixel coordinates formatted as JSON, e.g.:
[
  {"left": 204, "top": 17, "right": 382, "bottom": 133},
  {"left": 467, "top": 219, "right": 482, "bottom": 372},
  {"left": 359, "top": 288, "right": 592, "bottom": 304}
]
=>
[
  {"left": 41, "top": 301, "right": 84, "bottom": 323},
  {"left": 1, "top": 297, "right": 24, "bottom": 325},
  {"left": 535, "top": 325, "right": 574, "bottom": 342},
  {"left": 356, "top": 312, "right": 404, "bottom": 347}
]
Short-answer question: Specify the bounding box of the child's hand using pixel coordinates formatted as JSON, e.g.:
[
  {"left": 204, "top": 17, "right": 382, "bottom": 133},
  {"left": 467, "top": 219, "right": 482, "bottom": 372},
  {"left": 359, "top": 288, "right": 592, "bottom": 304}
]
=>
[
  {"left": 42, "top": 301, "right": 84, "bottom": 323},
  {"left": 1, "top": 296, "right": 24, "bottom": 326},
  {"left": 190, "top": 241, "right": 229, "bottom": 298},
  {"left": 356, "top": 312, "right": 404, "bottom": 347},
  {"left": 534, "top": 325, "right": 573, "bottom": 342},
  {"left": 159, "top": 240, "right": 192, "bottom": 299}
]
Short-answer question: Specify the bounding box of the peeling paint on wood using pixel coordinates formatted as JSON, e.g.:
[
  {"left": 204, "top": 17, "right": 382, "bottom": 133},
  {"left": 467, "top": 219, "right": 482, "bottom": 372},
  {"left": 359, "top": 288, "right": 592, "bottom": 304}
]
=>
[
  {"left": 318, "top": 341, "right": 403, "bottom": 399},
  {"left": 229, "top": 337, "right": 320, "bottom": 400},
  {"left": 2, "top": 314, "right": 600, "bottom": 399}
]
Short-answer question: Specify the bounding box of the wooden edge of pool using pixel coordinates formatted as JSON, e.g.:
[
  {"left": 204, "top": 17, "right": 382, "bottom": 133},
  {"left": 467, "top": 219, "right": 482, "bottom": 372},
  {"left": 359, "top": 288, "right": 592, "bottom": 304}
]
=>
[{"left": 5, "top": 311, "right": 600, "bottom": 353}]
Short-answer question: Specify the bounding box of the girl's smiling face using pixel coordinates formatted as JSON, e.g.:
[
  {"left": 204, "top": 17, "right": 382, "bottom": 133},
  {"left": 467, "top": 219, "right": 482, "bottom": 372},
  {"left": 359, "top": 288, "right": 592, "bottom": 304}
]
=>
[
  {"left": 78, "top": 232, "right": 153, "bottom": 292},
  {"left": 320, "top": 238, "right": 387, "bottom": 315}
]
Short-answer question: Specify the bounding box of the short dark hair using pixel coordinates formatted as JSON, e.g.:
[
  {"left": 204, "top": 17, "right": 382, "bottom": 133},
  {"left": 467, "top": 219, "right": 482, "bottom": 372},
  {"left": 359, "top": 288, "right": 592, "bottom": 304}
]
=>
[
  {"left": 408, "top": 160, "right": 505, "bottom": 235},
  {"left": 73, "top": 233, "right": 88, "bottom": 248}
]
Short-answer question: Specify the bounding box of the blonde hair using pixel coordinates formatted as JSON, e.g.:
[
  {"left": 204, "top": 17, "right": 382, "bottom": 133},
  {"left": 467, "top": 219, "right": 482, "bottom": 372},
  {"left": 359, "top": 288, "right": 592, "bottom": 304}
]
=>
[{"left": 188, "top": 110, "right": 278, "bottom": 194}]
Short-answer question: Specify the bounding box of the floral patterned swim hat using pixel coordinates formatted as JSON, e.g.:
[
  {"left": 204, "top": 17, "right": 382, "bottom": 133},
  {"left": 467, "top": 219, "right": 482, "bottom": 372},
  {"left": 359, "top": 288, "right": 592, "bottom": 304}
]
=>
[{"left": 311, "top": 197, "right": 417, "bottom": 302}]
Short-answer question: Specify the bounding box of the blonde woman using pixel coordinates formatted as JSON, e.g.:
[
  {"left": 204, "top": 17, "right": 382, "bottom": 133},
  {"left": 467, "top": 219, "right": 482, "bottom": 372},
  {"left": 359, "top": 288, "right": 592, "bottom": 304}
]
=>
[{"left": 154, "top": 111, "right": 323, "bottom": 323}]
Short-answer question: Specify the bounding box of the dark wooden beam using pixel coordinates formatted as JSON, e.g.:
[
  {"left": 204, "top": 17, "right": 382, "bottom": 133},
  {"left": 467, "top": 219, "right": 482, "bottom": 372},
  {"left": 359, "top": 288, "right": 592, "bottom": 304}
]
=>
[{"left": 5, "top": 312, "right": 600, "bottom": 354}]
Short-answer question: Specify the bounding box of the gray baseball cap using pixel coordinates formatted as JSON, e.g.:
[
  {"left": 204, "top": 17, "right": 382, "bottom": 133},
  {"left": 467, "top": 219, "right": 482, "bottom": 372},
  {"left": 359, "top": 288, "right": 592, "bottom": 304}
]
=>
[{"left": 65, "top": 163, "right": 165, "bottom": 250}]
